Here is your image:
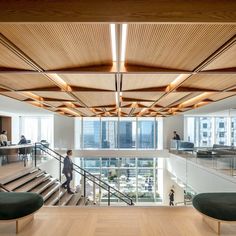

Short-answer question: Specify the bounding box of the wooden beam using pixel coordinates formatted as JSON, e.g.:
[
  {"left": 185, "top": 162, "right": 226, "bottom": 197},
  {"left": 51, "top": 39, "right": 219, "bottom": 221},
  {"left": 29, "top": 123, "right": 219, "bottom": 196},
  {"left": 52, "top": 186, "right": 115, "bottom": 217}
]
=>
[
  {"left": 122, "top": 97, "right": 155, "bottom": 102},
  {"left": 1, "top": 0, "right": 236, "bottom": 22},
  {"left": 175, "top": 87, "right": 220, "bottom": 92},
  {"left": 123, "top": 86, "right": 167, "bottom": 92}
]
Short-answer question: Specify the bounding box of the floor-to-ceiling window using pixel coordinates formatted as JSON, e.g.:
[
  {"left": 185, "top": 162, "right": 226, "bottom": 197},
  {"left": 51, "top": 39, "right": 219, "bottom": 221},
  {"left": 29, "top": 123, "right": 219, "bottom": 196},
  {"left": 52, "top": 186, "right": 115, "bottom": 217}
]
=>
[
  {"left": 215, "top": 117, "right": 227, "bottom": 145},
  {"left": 231, "top": 117, "right": 236, "bottom": 146},
  {"left": 83, "top": 118, "right": 100, "bottom": 149},
  {"left": 137, "top": 118, "right": 155, "bottom": 149},
  {"left": 20, "top": 116, "right": 54, "bottom": 146},
  {"left": 80, "top": 157, "right": 163, "bottom": 203}
]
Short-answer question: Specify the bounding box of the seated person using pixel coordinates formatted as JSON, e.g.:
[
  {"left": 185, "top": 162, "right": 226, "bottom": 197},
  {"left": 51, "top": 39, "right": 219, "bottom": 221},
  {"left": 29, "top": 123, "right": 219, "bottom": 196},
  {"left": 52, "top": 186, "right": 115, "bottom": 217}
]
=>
[
  {"left": 0, "top": 130, "right": 8, "bottom": 146},
  {"left": 18, "top": 135, "right": 27, "bottom": 145},
  {"left": 173, "top": 131, "right": 181, "bottom": 140}
]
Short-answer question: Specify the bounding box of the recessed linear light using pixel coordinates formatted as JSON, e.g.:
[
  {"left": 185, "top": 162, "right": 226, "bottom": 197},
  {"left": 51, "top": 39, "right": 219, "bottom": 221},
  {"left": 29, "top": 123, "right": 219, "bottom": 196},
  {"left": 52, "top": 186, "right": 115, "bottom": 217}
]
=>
[
  {"left": 166, "top": 74, "right": 191, "bottom": 92},
  {"left": 49, "top": 74, "right": 71, "bottom": 91},
  {"left": 110, "top": 24, "right": 117, "bottom": 62},
  {"left": 179, "top": 92, "right": 213, "bottom": 108},
  {"left": 121, "top": 24, "right": 127, "bottom": 62}
]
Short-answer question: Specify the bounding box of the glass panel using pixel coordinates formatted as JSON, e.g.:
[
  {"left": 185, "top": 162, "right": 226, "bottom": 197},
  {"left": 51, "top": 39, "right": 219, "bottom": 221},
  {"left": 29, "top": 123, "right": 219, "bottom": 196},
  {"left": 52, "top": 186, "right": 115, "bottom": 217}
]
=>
[
  {"left": 21, "top": 117, "right": 39, "bottom": 143},
  {"left": 83, "top": 118, "right": 101, "bottom": 149},
  {"left": 138, "top": 118, "right": 155, "bottom": 149},
  {"left": 199, "top": 117, "right": 212, "bottom": 147},
  {"left": 101, "top": 118, "right": 118, "bottom": 148},
  {"left": 120, "top": 158, "right": 136, "bottom": 167},
  {"left": 137, "top": 158, "right": 154, "bottom": 167},
  {"left": 137, "top": 169, "right": 154, "bottom": 202},
  {"left": 84, "top": 158, "right": 101, "bottom": 168},
  {"left": 40, "top": 117, "right": 53, "bottom": 147},
  {"left": 119, "top": 118, "right": 136, "bottom": 148},
  {"left": 101, "top": 158, "right": 119, "bottom": 167},
  {"left": 231, "top": 117, "right": 236, "bottom": 146},
  {"left": 215, "top": 117, "right": 227, "bottom": 145}
]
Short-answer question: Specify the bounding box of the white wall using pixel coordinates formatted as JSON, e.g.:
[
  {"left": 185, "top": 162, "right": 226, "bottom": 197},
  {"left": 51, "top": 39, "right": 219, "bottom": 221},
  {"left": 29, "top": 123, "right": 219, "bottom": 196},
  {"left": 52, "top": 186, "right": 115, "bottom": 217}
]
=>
[
  {"left": 54, "top": 114, "right": 75, "bottom": 149},
  {"left": 163, "top": 115, "right": 184, "bottom": 149}
]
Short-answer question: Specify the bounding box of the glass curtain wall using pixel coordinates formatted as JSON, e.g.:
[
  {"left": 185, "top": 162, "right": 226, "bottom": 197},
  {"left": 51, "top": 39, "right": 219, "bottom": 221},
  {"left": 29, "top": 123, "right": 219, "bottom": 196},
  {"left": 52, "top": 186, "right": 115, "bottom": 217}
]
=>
[
  {"left": 80, "top": 157, "right": 163, "bottom": 203},
  {"left": 185, "top": 116, "right": 236, "bottom": 147},
  {"left": 77, "top": 117, "right": 162, "bottom": 149},
  {"left": 20, "top": 116, "right": 54, "bottom": 146}
]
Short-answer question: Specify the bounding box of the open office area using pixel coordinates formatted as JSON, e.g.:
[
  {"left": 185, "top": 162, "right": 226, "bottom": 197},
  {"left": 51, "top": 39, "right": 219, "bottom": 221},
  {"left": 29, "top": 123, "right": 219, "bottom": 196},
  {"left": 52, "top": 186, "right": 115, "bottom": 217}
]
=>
[{"left": 1, "top": 1, "right": 236, "bottom": 235}]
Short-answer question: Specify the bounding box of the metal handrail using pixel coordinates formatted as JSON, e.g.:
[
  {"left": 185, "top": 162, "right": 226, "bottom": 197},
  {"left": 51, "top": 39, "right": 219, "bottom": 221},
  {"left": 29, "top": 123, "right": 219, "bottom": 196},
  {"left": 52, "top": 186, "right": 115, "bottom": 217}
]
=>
[{"left": 35, "top": 143, "right": 134, "bottom": 206}]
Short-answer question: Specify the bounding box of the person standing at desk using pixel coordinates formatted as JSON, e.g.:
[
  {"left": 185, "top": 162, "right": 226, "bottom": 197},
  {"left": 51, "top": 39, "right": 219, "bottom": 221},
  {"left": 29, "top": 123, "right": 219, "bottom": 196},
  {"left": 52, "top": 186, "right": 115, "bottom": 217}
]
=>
[
  {"left": 62, "top": 150, "right": 74, "bottom": 194},
  {"left": 0, "top": 131, "right": 8, "bottom": 146}
]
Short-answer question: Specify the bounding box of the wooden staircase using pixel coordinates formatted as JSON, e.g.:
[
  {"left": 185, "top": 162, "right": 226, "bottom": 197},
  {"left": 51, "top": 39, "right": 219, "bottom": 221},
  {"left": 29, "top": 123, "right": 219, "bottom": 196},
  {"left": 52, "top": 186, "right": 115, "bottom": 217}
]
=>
[{"left": 0, "top": 167, "right": 89, "bottom": 206}]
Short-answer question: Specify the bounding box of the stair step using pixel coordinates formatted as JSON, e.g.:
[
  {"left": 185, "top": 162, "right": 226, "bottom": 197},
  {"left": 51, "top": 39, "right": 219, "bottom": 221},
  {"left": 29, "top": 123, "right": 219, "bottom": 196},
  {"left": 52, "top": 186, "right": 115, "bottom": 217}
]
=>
[
  {"left": 31, "top": 178, "right": 57, "bottom": 194},
  {"left": 0, "top": 167, "right": 36, "bottom": 185},
  {"left": 5, "top": 170, "right": 44, "bottom": 191},
  {"left": 67, "top": 193, "right": 82, "bottom": 206},
  {"left": 56, "top": 192, "right": 74, "bottom": 206},
  {"left": 45, "top": 189, "right": 66, "bottom": 206},
  {"left": 15, "top": 174, "right": 51, "bottom": 192},
  {"left": 78, "top": 197, "right": 87, "bottom": 206},
  {"left": 41, "top": 182, "right": 61, "bottom": 201}
]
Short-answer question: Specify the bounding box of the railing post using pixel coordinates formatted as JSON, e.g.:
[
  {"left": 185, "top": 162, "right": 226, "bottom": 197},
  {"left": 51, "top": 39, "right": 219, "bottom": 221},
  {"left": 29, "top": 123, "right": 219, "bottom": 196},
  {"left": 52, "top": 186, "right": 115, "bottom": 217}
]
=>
[
  {"left": 34, "top": 143, "right": 37, "bottom": 168},
  {"left": 59, "top": 155, "right": 62, "bottom": 182},
  {"left": 108, "top": 186, "right": 110, "bottom": 206},
  {"left": 83, "top": 172, "right": 86, "bottom": 198}
]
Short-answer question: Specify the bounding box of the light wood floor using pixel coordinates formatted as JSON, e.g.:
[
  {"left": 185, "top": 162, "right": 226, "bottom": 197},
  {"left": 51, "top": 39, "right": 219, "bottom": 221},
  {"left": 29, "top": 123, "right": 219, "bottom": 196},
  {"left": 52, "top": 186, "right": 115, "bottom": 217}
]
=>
[
  {"left": 1, "top": 207, "right": 236, "bottom": 236},
  {"left": 0, "top": 162, "right": 32, "bottom": 183}
]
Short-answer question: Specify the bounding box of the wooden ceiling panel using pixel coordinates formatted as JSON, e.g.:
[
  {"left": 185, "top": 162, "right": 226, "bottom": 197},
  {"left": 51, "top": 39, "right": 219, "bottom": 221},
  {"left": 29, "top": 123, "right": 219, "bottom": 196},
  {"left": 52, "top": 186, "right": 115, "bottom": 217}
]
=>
[
  {"left": 126, "top": 24, "right": 236, "bottom": 71},
  {"left": 122, "top": 74, "right": 178, "bottom": 91},
  {"left": 203, "top": 44, "right": 236, "bottom": 71},
  {"left": 33, "top": 91, "right": 75, "bottom": 101},
  {"left": 180, "top": 74, "right": 236, "bottom": 91},
  {"left": 75, "top": 108, "right": 94, "bottom": 116},
  {"left": 0, "top": 92, "right": 27, "bottom": 101},
  {"left": 208, "top": 92, "right": 236, "bottom": 101},
  {"left": 122, "top": 92, "right": 164, "bottom": 102},
  {"left": 0, "top": 24, "right": 112, "bottom": 70},
  {"left": 158, "top": 92, "right": 192, "bottom": 107},
  {"left": 74, "top": 92, "right": 116, "bottom": 107},
  {"left": 0, "top": 74, "right": 55, "bottom": 90},
  {"left": 59, "top": 74, "right": 115, "bottom": 91},
  {"left": 0, "top": 44, "right": 33, "bottom": 70}
]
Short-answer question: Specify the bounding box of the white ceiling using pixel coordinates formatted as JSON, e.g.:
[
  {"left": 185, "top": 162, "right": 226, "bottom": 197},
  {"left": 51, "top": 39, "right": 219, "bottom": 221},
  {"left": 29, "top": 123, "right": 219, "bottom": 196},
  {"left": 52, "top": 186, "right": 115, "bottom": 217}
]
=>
[{"left": 0, "top": 95, "right": 53, "bottom": 116}]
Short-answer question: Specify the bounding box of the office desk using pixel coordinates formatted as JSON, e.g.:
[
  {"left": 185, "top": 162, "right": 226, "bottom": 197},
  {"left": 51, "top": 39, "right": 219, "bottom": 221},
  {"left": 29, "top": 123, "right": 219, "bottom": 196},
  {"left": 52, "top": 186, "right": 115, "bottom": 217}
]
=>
[{"left": 0, "top": 144, "right": 34, "bottom": 163}]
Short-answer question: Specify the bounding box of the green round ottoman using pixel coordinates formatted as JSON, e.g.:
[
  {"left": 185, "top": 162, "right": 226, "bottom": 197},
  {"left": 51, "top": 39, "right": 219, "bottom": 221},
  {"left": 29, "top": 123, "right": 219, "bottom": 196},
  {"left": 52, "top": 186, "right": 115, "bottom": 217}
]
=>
[
  {"left": 193, "top": 193, "right": 236, "bottom": 234},
  {"left": 0, "top": 192, "right": 43, "bottom": 233}
]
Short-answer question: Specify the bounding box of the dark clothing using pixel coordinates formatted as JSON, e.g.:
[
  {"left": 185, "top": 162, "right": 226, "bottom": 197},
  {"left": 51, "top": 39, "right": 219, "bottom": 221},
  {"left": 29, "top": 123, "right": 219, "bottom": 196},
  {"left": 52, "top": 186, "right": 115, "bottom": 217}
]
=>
[
  {"left": 169, "top": 192, "right": 174, "bottom": 206},
  {"left": 18, "top": 138, "right": 27, "bottom": 145},
  {"left": 62, "top": 156, "right": 73, "bottom": 193},
  {"left": 62, "top": 156, "right": 73, "bottom": 174},
  {"left": 173, "top": 134, "right": 181, "bottom": 140}
]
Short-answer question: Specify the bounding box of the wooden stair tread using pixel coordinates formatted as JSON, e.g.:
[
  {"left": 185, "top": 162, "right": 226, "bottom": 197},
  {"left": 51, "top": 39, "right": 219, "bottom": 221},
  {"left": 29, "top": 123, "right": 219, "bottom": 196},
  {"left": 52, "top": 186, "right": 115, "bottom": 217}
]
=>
[
  {"left": 0, "top": 167, "right": 36, "bottom": 185},
  {"left": 15, "top": 174, "right": 51, "bottom": 192},
  {"left": 30, "top": 178, "right": 56, "bottom": 194},
  {"left": 45, "top": 188, "right": 66, "bottom": 206},
  {"left": 56, "top": 192, "right": 74, "bottom": 206},
  {"left": 67, "top": 193, "right": 82, "bottom": 206},
  {"left": 5, "top": 170, "right": 44, "bottom": 191},
  {"left": 41, "top": 182, "right": 60, "bottom": 201}
]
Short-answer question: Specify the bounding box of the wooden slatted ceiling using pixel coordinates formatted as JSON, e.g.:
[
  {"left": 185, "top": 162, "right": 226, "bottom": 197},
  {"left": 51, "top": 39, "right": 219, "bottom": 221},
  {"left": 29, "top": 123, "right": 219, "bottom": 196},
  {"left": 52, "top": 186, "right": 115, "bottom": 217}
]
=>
[
  {"left": 0, "top": 92, "right": 27, "bottom": 101},
  {"left": 157, "top": 92, "right": 194, "bottom": 107},
  {"left": 0, "top": 74, "right": 55, "bottom": 90},
  {"left": 203, "top": 44, "right": 236, "bottom": 71},
  {"left": 59, "top": 74, "right": 116, "bottom": 91},
  {"left": 208, "top": 92, "right": 236, "bottom": 101},
  {"left": 0, "top": 24, "right": 112, "bottom": 70},
  {"left": 74, "top": 108, "right": 94, "bottom": 116},
  {"left": 122, "top": 74, "right": 178, "bottom": 91},
  {"left": 122, "top": 92, "right": 164, "bottom": 102},
  {"left": 125, "top": 24, "right": 236, "bottom": 71},
  {"left": 0, "top": 43, "right": 33, "bottom": 70},
  {"left": 33, "top": 91, "right": 76, "bottom": 101},
  {"left": 180, "top": 74, "right": 236, "bottom": 91},
  {"left": 73, "top": 92, "right": 116, "bottom": 107}
]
